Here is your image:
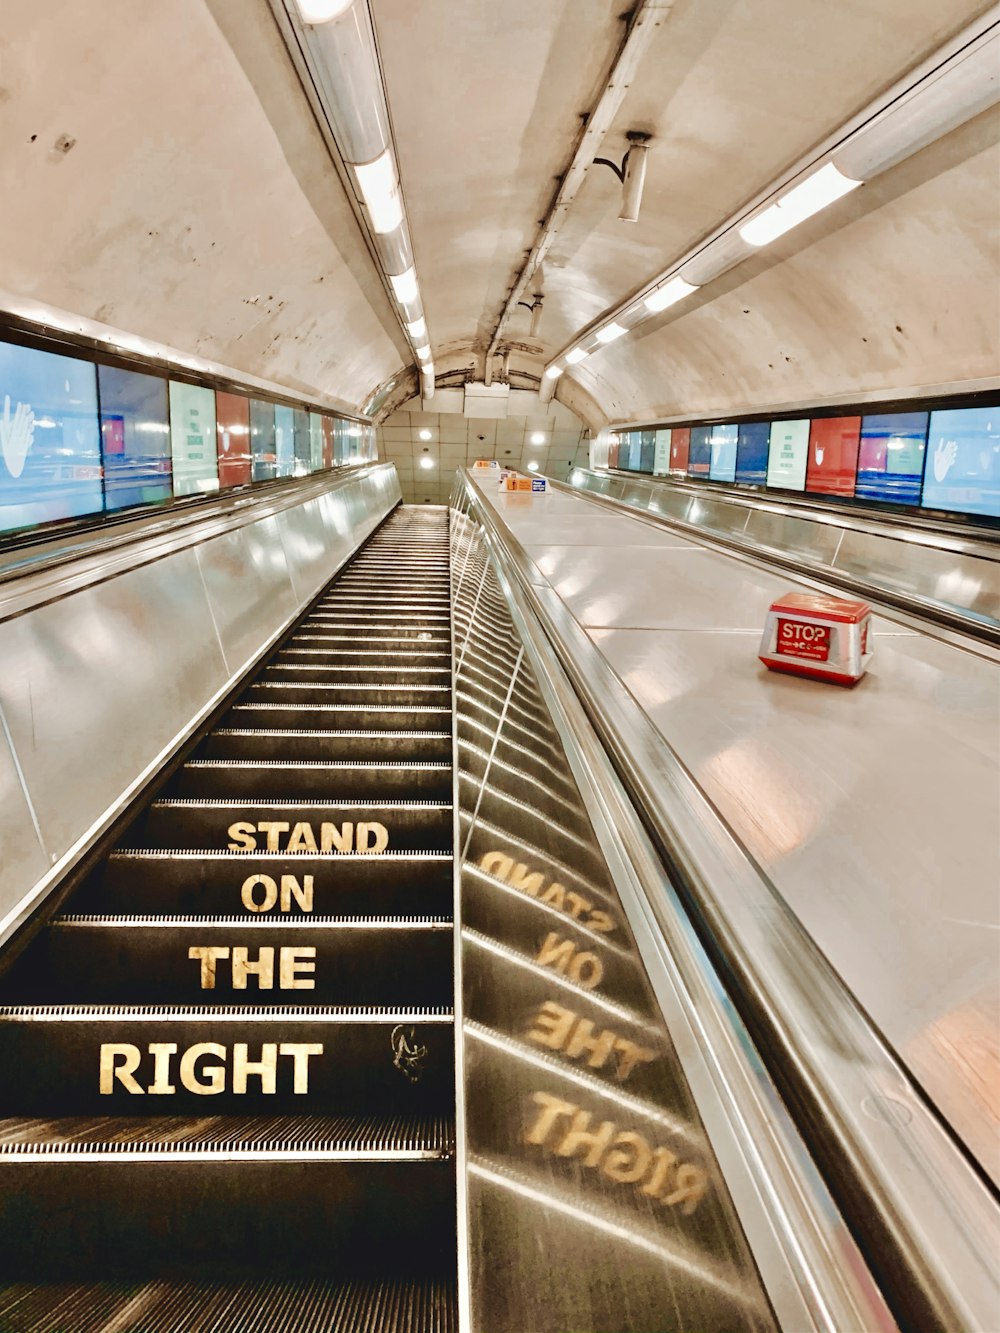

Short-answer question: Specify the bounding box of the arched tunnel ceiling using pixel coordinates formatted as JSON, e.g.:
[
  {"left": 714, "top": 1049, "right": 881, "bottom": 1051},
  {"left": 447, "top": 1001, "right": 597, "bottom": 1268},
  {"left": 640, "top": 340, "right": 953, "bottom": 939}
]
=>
[{"left": 0, "top": 0, "right": 997, "bottom": 428}]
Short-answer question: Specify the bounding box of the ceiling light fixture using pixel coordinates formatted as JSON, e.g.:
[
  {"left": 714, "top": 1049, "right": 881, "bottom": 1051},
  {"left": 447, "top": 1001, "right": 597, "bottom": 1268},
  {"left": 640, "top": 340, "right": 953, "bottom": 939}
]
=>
[
  {"left": 418, "top": 428, "right": 432, "bottom": 441},
  {"left": 644, "top": 275, "right": 699, "bottom": 313},
  {"left": 739, "top": 163, "right": 861, "bottom": 248},
  {"left": 286, "top": 0, "right": 433, "bottom": 394},
  {"left": 419, "top": 455, "right": 435, "bottom": 470},
  {"left": 352, "top": 150, "right": 404, "bottom": 234},
  {"left": 565, "top": 347, "right": 588, "bottom": 365},
  {"left": 595, "top": 321, "right": 627, "bottom": 343},
  {"left": 544, "top": 365, "right": 563, "bottom": 379},
  {"left": 527, "top": 460, "right": 540, "bottom": 472},
  {"left": 416, "top": 344, "right": 431, "bottom": 362},
  {"left": 530, "top": 432, "right": 546, "bottom": 445}
]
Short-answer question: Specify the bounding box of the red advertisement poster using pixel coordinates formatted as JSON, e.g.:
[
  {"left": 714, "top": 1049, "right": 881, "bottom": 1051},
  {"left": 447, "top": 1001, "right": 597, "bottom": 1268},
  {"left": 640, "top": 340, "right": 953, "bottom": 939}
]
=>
[
  {"left": 322, "top": 416, "right": 335, "bottom": 468},
  {"left": 216, "top": 391, "right": 252, "bottom": 488},
  {"left": 608, "top": 440, "right": 620, "bottom": 468},
  {"left": 669, "top": 427, "right": 690, "bottom": 474},
  {"left": 805, "top": 416, "right": 861, "bottom": 497}
]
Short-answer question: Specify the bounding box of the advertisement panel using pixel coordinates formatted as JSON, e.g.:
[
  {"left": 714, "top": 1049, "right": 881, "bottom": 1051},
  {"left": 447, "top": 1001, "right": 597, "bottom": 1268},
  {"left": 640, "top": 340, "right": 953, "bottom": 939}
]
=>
[
  {"left": 309, "top": 413, "right": 325, "bottom": 472},
  {"left": 805, "top": 416, "right": 861, "bottom": 497},
  {"left": 98, "top": 365, "right": 171, "bottom": 512},
  {"left": 169, "top": 381, "right": 218, "bottom": 496},
  {"left": 215, "top": 391, "right": 252, "bottom": 489},
  {"left": 766, "top": 419, "right": 810, "bottom": 491},
  {"left": 293, "top": 407, "right": 311, "bottom": 475},
  {"left": 652, "top": 428, "right": 671, "bottom": 476},
  {"left": 921, "top": 407, "right": 1000, "bottom": 518},
  {"left": 669, "top": 427, "right": 690, "bottom": 474},
  {"left": 708, "top": 423, "right": 738, "bottom": 482},
  {"left": 855, "top": 412, "right": 928, "bottom": 505},
  {"left": 638, "top": 430, "right": 655, "bottom": 474},
  {"left": 322, "top": 416, "right": 335, "bottom": 468},
  {"left": 0, "top": 342, "right": 103, "bottom": 533},
  {"left": 250, "top": 399, "right": 276, "bottom": 481},
  {"left": 274, "top": 405, "right": 295, "bottom": 478},
  {"left": 735, "top": 421, "right": 769, "bottom": 485},
  {"left": 688, "top": 426, "right": 711, "bottom": 477}
]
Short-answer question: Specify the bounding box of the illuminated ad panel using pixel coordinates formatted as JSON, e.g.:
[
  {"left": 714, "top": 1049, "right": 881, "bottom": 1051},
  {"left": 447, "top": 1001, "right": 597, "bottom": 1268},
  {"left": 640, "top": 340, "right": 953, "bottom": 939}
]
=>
[
  {"left": 168, "top": 381, "right": 218, "bottom": 495},
  {"left": 98, "top": 364, "right": 171, "bottom": 512},
  {"left": 250, "top": 399, "right": 276, "bottom": 481},
  {"left": 735, "top": 422, "right": 769, "bottom": 485},
  {"left": 766, "top": 419, "right": 809, "bottom": 491},
  {"left": 708, "top": 424, "right": 738, "bottom": 483},
  {"left": 669, "top": 426, "right": 690, "bottom": 474},
  {"left": 921, "top": 407, "right": 1000, "bottom": 518},
  {"left": 322, "top": 415, "right": 335, "bottom": 468},
  {"left": 215, "top": 391, "right": 252, "bottom": 489},
  {"left": 0, "top": 341, "right": 103, "bottom": 534},
  {"left": 274, "top": 405, "right": 295, "bottom": 477},
  {"left": 805, "top": 416, "right": 861, "bottom": 497},
  {"left": 638, "top": 430, "right": 656, "bottom": 473},
  {"left": 855, "top": 412, "right": 928, "bottom": 504},
  {"left": 687, "top": 426, "right": 711, "bottom": 477},
  {"left": 292, "top": 407, "right": 311, "bottom": 476},
  {"left": 608, "top": 436, "right": 620, "bottom": 468},
  {"left": 652, "top": 428, "right": 671, "bottom": 476},
  {"left": 309, "top": 413, "right": 325, "bottom": 472}
]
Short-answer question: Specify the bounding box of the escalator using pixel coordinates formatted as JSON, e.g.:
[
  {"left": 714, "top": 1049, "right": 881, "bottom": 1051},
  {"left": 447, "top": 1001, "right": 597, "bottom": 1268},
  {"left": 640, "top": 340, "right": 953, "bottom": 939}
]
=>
[{"left": 0, "top": 507, "right": 458, "bottom": 1332}]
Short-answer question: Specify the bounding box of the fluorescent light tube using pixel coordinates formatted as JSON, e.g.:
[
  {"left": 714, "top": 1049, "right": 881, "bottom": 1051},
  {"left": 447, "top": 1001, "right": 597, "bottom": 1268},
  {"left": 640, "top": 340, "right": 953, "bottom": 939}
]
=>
[
  {"left": 740, "top": 163, "right": 861, "bottom": 247},
  {"left": 406, "top": 317, "right": 427, "bottom": 340},
  {"left": 353, "top": 151, "right": 403, "bottom": 235},
  {"left": 416, "top": 345, "right": 431, "bottom": 361},
  {"left": 296, "top": 0, "right": 356, "bottom": 23},
  {"left": 595, "top": 322, "right": 627, "bottom": 343},
  {"left": 390, "top": 267, "right": 419, "bottom": 305},
  {"left": 544, "top": 365, "right": 563, "bottom": 379},
  {"left": 565, "top": 347, "right": 588, "bottom": 365},
  {"left": 644, "top": 276, "right": 698, "bottom": 313}
]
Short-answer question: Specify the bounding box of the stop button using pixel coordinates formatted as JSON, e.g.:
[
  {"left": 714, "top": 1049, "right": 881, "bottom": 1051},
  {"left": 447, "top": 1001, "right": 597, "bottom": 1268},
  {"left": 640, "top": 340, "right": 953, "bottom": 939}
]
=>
[{"left": 759, "top": 591, "right": 873, "bottom": 686}]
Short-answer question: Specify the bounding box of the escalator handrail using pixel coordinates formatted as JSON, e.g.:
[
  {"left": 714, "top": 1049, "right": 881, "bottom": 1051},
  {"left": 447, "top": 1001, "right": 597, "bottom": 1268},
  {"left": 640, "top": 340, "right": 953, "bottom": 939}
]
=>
[
  {"left": 561, "top": 468, "right": 1000, "bottom": 650},
  {"left": 454, "top": 467, "right": 1000, "bottom": 1333}
]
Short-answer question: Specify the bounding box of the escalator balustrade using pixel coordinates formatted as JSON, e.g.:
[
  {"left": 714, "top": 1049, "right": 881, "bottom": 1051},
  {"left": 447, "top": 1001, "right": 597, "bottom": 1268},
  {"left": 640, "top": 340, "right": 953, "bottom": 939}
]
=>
[{"left": 0, "top": 508, "right": 458, "bottom": 1333}]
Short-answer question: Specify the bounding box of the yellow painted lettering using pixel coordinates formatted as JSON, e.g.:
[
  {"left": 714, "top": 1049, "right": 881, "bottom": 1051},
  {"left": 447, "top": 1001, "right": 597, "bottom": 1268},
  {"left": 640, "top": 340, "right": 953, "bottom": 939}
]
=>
[
  {"left": 565, "top": 1017, "right": 617, "bottom": 1070},
  {"left": 524, "top": 1090, "right": 577, "bottom": 1147},
  {"left": 555, "top": 1109, "right": 617, "bottom": 1167},
  {"left": 232, "top": 946, "right": 275, "bottom": 989},
  {"left": 147, "top": 1042, "right": 178, "bottom": 1095},
  {"left": 602, "top": 1131, "right": 652, "bottom": 1184},
  {"left": 227, "top": 821, "right": 257, "bottom": 851},
  {"left": 100, "top": 1043, "right": 143, "bottom": 1095},
  {"left": 188, "top": 945, "right": 230, "bottom": 989},
  {"left": 280, "top": 1042, "right": 324, "bottom": 1093},
  {"left": 356, "top": 821, "right": 388, "bottom": 853},
  {"left": 257, "top": 821, "right": 290, "bottom": 852},
  {"left": 241, "top": 874, "right": 278, "bottom": 912},
  {"left": 232, "top": 1042, "right": 278, "bottom": 1094},
  {"left": 179, "top": 1042, "right": 227, "bottom": 1095},
  {"left": 279, "top": 946, "right": 316, "bottom": 990},
  {"left": 527, "top": 1000, "right": 576, "bottom": 1052},
  {"left": 280, "top": 875, "right": 313, "bottom": 913},
  {"left": 321, "top": 822, "right": 354, "bottom": 852},
  {"left": 286, "top": 822, "right": 318, "bottom": 853}
]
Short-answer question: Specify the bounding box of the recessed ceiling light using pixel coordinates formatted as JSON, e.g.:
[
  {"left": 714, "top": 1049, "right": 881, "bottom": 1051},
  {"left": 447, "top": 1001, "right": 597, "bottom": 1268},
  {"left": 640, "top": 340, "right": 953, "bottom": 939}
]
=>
[
  {"left": 530, "top": 432, "right": 546, "bottom": 445},
  {"left": 419, "top": 456, "right": 435, "bottom": 470},
  {"left": 418, "top": 428, "right": 432, "bottom": 440},
  {"left": 527, "top": 460, "right": 539, "bottom": 472}
]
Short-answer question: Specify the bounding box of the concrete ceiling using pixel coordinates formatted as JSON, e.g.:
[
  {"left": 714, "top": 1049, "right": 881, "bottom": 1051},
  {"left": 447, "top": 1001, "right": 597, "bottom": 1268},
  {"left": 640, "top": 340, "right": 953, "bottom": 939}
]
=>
[{"left": 0, "top": 0, "right": 997, "bottom": 433}]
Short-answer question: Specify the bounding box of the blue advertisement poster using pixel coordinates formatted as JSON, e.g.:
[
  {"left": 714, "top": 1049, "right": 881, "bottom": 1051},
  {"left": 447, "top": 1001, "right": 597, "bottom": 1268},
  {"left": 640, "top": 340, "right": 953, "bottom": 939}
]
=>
[
  {"left": 766, "top": 419, "right": 810, "bottom": 491},
  {"left": 274, "top": 405, "right": 295, "bottom": 478},
  {"left": 709, "top": 423, "right": 738, "bottom": 482},
  {"left": 99, "top": 365, "right": 172, "bottom": 511},
  {"left": 0, "top": 342, "right": 103, "bottom": 534},
  {"left": 920, "top": 408, "right": 1000, "bottom": 518},
  {"left": 168, "top": 381, "right": 218, "bottom": 496},
  {"left": 688, "top": 426, "right": 711, "bottom": 477},
  {"left": 855, "top": 412, "right": 928, "bottom": 505},
  {"left": 250, "top": 399, "right": 276, "bottom": 481},
  {"left": 293, "top": 407, "right": 311, "bottom": 476},
  {"left": 735, "top": 421, "right": 769, "bottom": 485},
  {"left": 638, "top": 430, "right": 655, "bottom": 473}
]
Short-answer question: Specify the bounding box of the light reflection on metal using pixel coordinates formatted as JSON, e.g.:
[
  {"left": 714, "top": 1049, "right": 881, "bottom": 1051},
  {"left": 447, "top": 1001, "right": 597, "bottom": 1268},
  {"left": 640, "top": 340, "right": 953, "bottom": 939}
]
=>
[{"left": 468, "top": 1157, "right": 763, "bottom": 1309}]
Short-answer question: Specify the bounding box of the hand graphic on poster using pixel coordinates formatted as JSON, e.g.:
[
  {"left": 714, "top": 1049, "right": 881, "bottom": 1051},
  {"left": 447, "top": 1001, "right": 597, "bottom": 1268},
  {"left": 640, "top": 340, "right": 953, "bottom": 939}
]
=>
[
  {"left": 0, "top": 394, "right": 35, "bottom": 478},
  {"left": 815, "top": 445, "right": 825, "bottom": 466},
  {"left": 932, "top": 438, "right": 958, "bottom": 483}
]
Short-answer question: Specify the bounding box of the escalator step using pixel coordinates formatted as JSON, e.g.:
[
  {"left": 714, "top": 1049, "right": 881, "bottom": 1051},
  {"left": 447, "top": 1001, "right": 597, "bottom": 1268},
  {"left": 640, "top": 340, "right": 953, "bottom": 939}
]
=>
[
  {"left": 23, "top": 916, "right": 453, "bottom": 1004},
  {"left": 202, "top": 729, "right": 452, "bottom": 761},
  {"left": 224, "top": 702, "right": 452, "bottom": 731},
  {"left": 174, "top": 759, "right": 453, "bottom": 800}
]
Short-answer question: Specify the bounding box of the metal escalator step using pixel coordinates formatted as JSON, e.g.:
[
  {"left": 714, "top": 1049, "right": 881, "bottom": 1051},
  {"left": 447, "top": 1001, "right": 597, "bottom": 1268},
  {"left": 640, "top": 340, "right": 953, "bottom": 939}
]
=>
[
  {"left": 0, "top": 1276, "right": 457, "bottom": 1332},
  {"left": 0, "top": 1006, "right": 454, "bottom": 1116},
  {"left": 0, "top": 1107, "right": 455, "bottom": 1282},
  {"left": 223, "top": 702, "right": 452, "bottom": 731},
  {"left": 263, "top": 663, "right": 453, "bottom": 684},
  {"left": 245, "top": 682, "right": 451, "bottom": 706},
  {"left": 175, "top": 759, "right": 453, "bottom": 800},
  {"left": 84, "top": 850, "right": 453, "bottom": 915},
  {"left": 277, "top": 646, "right": 450, "bottom": 663},
  {"left": 293, "top": 623, "right": 451, "bottom": 640},
  {"left": 202, "top": 729, "right": 453, "bottom": 762},
  {"left": 133, "top": 797, "right": 453, "bottom": 851},
  {"left": 27, "top": 916, "right": 453, "bottom": 1004}
]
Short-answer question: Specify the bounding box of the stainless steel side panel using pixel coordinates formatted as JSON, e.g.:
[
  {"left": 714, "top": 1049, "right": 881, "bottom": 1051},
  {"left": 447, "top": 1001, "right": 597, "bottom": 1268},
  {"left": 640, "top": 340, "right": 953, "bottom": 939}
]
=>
[{"left": 0, "top": 464, "right": 401, "bottom": 945}]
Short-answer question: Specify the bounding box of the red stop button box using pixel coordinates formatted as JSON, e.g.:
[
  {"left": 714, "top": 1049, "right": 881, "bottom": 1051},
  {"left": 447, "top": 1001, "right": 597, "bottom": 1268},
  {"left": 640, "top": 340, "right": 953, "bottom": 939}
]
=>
[{"left": 759, "top": 592, "right": 873, "bottom": 686}]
